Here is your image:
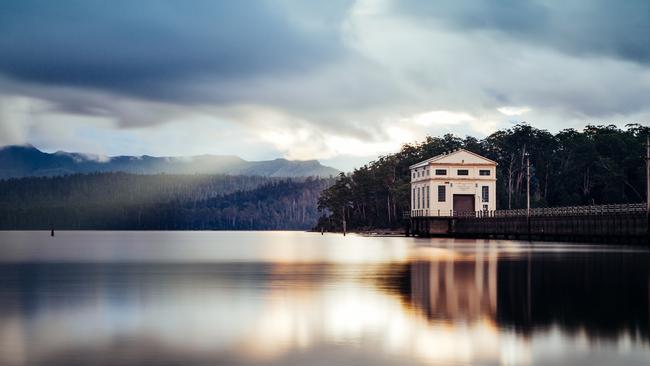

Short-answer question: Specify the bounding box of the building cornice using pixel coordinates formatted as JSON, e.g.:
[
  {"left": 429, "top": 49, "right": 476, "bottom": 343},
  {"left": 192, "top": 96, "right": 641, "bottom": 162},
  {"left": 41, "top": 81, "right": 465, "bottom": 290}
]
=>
[
  {"left": 412, "top": 177, "right": 497, "bottom": 182},
  {"left": 429, "top": 162, "right": 496, "bottom": 167},
  {"left": 409, "top": 148, "right": 498, "bottom": 169}
]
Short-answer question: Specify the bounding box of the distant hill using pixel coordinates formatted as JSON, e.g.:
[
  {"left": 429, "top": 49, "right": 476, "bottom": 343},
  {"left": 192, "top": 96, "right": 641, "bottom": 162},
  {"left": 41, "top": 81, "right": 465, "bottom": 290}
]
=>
[
  {"left": 0, "top": 145, "right": 340, "bottom": 179},
  {"left": 0, "top": 173, "right": 334, "bottom": 230}
]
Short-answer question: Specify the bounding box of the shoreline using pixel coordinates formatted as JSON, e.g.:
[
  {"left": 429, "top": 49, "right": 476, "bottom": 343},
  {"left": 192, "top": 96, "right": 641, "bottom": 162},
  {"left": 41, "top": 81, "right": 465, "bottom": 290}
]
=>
[{"left": 312, "top": 228, "right": 407, "bottom": 237}]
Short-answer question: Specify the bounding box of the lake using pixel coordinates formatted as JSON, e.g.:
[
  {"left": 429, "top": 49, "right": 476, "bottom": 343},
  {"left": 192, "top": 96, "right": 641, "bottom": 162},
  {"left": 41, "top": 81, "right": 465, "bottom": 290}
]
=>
[{"left": 0, "top": 231, "right": 648, "bottom": 366}]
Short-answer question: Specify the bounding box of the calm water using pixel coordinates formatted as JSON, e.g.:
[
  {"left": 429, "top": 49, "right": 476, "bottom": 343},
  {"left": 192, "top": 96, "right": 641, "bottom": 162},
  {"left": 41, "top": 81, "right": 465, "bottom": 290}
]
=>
[{"left": 0, "top": 231, "right": 648, "bottom": 366}]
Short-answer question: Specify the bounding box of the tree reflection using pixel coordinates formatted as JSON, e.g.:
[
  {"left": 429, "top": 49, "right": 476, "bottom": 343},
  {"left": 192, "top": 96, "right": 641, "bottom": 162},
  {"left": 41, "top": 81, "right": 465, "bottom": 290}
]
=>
[{"left": 391, "top": 251, "right": 650, "bottom": 342}]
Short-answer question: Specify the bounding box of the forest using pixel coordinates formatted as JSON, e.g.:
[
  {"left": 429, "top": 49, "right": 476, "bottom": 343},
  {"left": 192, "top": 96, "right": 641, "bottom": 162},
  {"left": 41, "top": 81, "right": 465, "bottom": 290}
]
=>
[
  {"left": 317, "top": 124, "right": 650, "bottom": 231},
  {"left": 2, "top": 124, "right": 647, "bottom": 232},
  {"left": 0, "top": 173, "right": 333, "bottom": 230}
]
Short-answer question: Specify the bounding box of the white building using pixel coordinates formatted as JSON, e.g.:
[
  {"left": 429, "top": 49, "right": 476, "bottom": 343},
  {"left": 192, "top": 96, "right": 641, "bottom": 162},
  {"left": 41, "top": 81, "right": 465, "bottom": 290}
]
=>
[{"left": 410, "top": 149, "right": 497, "bottom": 216}]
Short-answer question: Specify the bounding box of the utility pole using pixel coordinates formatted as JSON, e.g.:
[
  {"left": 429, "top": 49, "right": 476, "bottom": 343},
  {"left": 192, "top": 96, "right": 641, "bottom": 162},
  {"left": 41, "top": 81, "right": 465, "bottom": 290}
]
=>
[
  {"left": 525, "top": 152, "right": 531, "bottom": 239},
  {"left": 646, "top": 135, "right": 649, "bottom": 241},
  {"left": 342, "top": 206, "right": 347, "bottom": 236}
]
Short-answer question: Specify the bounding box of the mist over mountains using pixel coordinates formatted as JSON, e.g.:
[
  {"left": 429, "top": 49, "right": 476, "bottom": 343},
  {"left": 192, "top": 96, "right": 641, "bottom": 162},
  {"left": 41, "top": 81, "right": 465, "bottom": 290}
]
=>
[{"left": 0, "top": 145, "right": 340, "bottom": 179}]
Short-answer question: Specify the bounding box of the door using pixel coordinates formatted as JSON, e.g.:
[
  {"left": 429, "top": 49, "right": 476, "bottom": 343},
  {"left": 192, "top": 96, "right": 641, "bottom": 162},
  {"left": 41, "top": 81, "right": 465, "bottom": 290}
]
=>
[{"left": 453, "top": 194, "right": 475, "bottom": 214}]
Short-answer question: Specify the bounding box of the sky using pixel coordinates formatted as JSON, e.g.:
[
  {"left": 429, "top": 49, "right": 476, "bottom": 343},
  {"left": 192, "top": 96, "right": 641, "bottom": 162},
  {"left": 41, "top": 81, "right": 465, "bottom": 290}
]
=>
[{"left": 0, "top": 0, "right": 649, "bottom": 171}]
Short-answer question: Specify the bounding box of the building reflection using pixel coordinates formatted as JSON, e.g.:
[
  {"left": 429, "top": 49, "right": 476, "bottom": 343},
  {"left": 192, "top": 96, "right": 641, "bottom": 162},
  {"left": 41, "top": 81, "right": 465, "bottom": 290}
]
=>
[{"left": 408, "top": 253, "right": 498, "bottom": 323}]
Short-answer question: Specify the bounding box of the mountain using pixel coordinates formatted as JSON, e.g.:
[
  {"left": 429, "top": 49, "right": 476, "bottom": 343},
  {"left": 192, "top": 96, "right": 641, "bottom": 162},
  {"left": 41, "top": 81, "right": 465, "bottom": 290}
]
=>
[{"left": 0, "top": 145, "right": 340, "bottom": 179}]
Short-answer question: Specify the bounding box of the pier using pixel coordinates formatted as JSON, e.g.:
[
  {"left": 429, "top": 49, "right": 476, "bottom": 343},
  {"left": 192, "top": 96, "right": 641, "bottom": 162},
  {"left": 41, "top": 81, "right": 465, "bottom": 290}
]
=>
[{"left": 407, "top": 203, "right": 649, "bottom": 245}]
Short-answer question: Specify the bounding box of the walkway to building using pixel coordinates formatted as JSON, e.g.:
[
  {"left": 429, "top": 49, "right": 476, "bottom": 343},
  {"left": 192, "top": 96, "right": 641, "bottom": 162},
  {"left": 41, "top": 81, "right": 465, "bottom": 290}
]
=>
[{"left": 407, "top": 202, "right": 649, "bottom": 245}]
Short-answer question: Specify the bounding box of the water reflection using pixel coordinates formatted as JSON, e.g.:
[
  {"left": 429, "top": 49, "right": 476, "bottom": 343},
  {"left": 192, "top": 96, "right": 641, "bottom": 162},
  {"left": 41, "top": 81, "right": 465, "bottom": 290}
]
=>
[
  {"left": 0, "top": 232, "right": 648, "bottom": 365},
  {"left": 395, "top": 251, "right": 650, "bottom": 337}
]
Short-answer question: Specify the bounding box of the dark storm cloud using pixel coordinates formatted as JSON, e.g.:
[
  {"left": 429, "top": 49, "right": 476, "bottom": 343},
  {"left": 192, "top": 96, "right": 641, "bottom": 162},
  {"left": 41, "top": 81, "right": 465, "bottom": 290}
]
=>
[
  {"left": 0, "top": 0, "right": 346, "bottom": 101},
  {"left": 396, "top": 0, "right": 650, "bottom": 64}
]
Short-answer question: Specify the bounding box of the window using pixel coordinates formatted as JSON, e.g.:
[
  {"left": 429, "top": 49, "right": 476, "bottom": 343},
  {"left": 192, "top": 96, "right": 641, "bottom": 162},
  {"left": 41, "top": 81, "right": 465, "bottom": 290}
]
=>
[
  {"left": 422, "top": 186, "right": 426, "bottom": 208},
  {"left": 482, "top": 186, "right": 489, "bottom": 202},
  {"left": 412, "top": 172, "right": 415, "bottom": 179},
  {"left": 412, "top": 188, "right": 416, "bottom": 207},
  {"left": 457, "top": 169, "right": 469, "bottom": 176},
  {"left": 417, "top": 187, "right": 421, "bottom": 209},
  {"left": 479, "top": 169, "right": 491, "bottom": 176},
  {"left": 435, "top": 169, "right": 447, "bottom": 175},
  {"left": 426, "top": 186, "right": 430, "bottom": 208},
  {"left": 438, "top": 185, "right": 446, "bottom": 202},
  {"left": 426, "top": 169, "right": 430, "bottom": 176}
]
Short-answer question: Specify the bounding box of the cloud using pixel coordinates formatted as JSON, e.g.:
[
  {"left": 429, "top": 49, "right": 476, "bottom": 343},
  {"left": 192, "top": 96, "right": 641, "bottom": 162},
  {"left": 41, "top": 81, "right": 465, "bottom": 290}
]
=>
[
  {"left": 394, "top": 0, "right": 650, "bottom": 64},
  {"left": 0, "top": 0, "right": 649, "bottom": 171},
  {"left": 0, "top": 0, "right": 345, "bottom": 100},
  {"left": 0, "top": 95, "right": 36, "bottom": 145},
  {"left": 410, "top": 111, "right": 478, "bottom": 126},
  {"left": 498, "top": 107, "right": 531, "bottom": 116},
  {"left": 343, "top": 0, "right": 650, "bottom": 125}
]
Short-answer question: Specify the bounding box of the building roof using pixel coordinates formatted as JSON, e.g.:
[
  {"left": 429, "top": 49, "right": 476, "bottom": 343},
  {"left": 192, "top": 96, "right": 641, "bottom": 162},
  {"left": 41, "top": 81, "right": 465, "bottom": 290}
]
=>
[{"left": 409, "top": 148, "right": 497, "bottom": 169}]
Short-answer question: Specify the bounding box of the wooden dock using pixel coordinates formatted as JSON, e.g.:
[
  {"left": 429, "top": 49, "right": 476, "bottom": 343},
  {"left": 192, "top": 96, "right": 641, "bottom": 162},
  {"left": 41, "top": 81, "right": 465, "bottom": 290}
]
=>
[{"left": 407, "top": 203, "right": 649, "bottom": 245}]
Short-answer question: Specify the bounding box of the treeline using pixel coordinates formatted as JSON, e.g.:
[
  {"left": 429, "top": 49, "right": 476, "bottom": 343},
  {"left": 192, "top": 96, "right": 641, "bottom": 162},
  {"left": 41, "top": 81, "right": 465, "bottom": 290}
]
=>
[
  {"left": 317, "top": 124, "right": 649, "bottom": 230},
  {"left": 0, "top": 173, "right": 334, "bottom": 230}
]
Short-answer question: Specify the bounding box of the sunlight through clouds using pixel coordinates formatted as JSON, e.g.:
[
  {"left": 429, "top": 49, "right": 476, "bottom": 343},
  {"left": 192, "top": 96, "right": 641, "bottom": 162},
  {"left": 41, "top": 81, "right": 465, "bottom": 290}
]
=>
[
  {"left": 409, "top": 110, "right": 477, "bottom": 126},
  {"left": 497, "top": 106, "right": 532, "bottom": 117}
]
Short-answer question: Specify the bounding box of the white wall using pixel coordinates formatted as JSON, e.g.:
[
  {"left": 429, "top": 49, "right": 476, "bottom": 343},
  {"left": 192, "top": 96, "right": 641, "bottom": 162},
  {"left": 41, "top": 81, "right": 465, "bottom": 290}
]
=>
[{"left": 410, "top": 161, "right": 496, "bottom": 216}]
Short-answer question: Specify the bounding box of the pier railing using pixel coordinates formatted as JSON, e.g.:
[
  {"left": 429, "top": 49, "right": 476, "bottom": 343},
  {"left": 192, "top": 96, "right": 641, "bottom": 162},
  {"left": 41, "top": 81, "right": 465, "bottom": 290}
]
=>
[
  {"left": 493, "top": 203, "right": 647, "bottom": 217},
  {"left": 407, "top": 202, "right": 648, "bottom": 244},
  {"left": 407, "top": 202, "right": 647, "bottom": 218}
]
